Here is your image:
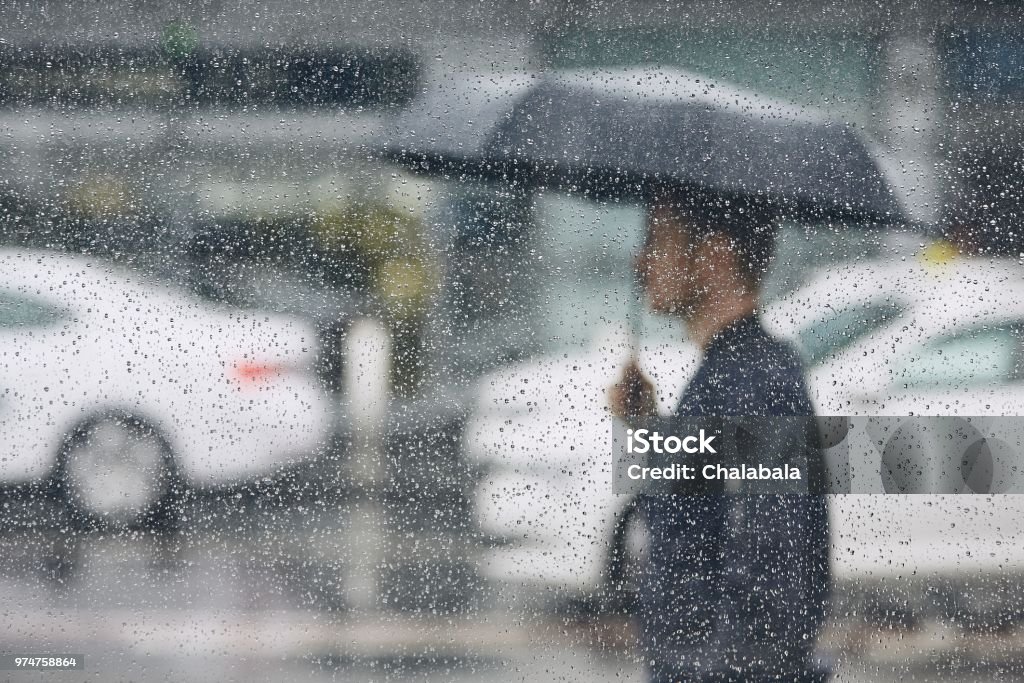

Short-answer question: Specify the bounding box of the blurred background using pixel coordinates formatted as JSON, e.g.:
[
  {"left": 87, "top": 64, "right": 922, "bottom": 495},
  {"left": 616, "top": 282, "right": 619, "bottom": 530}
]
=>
[{"left": 2, "top": 1, "right": 1024, "bottom": 680}]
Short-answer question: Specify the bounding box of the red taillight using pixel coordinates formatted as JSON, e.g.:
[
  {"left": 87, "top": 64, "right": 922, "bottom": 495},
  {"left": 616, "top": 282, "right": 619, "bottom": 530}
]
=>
[{"left": 233, "top": 361, "right": 288, "bottom": 383}]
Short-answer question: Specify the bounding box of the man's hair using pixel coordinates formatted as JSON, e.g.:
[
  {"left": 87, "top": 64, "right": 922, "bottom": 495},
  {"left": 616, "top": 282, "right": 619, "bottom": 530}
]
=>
[{"left": 654, "top": 186, "right": 779, "bottom": 287}]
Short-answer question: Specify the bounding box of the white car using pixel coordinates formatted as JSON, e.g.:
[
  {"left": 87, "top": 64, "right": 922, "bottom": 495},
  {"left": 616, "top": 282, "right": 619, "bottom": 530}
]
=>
[
  {"left": 468, "top": 255, "right": 1024, "bottom": 600},
  {"left": 467, "top": 327, "right": 697, "bottom": 594},
  {"left": 0, "top": 249, "right": 334, "bottom": 528},
  {"left": 769, "top": 257, "right": 1024, "bottom": 580}
]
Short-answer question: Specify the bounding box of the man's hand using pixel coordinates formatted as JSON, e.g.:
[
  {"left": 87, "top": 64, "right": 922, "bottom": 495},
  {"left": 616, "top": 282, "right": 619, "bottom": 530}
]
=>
[{"left": 609, "top": 359, "right": 657, "bottom": 421}]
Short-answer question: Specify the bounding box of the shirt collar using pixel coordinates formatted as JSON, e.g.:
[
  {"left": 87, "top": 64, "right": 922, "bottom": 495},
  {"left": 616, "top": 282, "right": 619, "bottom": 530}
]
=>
[{"left": 703, "top": 312, "right": 763, "bottom": 358}]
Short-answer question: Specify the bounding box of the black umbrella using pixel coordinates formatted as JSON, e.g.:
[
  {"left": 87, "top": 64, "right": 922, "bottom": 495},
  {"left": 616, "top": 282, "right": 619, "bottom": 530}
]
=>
[{"left": 376, "top": 67, "right": 906, "bottom": 224}]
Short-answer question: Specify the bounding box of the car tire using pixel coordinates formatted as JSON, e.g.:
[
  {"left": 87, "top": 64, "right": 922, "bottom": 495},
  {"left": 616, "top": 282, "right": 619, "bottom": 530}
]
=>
[{"left": 52, "top": 411, "right": 181, "bottom": 532}]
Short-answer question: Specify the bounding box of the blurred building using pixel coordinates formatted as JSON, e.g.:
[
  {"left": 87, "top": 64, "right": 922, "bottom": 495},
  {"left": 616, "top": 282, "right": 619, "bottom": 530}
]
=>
[{"left": 0, "top": 1, "right": 1020, "bottom": 249}]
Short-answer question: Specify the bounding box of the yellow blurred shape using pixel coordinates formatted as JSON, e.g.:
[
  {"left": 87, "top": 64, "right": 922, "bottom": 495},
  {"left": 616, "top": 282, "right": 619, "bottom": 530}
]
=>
[
  {"left": 309, "top": 203, "right": 417, "bottom": 258},
  {"left": 376, "top": 257, "right": 435, "bottom": 316},
  {"left": 920, "top": 239, "right": 958, "bottom": 273},
  {"left": 69, "top": 175, "right": 133, "bottom": 217}
]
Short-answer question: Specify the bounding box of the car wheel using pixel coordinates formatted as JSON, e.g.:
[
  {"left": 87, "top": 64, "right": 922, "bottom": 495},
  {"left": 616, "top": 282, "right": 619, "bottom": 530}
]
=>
[{"left": 54, "top": 412, "right": 180, "bottom": 531}]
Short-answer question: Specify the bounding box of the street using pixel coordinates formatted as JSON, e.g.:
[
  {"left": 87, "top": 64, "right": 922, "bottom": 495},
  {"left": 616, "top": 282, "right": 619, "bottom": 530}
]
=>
[{"left": 1, "top": 496, "right": 1022, "bottom": 682}]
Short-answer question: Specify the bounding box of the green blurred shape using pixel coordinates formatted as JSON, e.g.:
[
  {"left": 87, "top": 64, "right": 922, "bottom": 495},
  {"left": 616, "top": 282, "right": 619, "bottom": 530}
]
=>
[{"left": 161, "top": 21, "right": 199, "bottom": 60}]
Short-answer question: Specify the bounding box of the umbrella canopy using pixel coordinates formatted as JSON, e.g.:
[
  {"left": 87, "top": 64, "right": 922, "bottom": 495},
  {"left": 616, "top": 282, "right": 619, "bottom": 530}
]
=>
[{"left": 376, "top": 67, "right": 906, "bottom": 224}]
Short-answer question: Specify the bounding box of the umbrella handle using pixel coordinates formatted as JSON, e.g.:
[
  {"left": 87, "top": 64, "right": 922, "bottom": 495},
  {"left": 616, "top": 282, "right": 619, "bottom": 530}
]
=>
[{"left": 629, "top": 267, "right": 645, "bottom": 352}]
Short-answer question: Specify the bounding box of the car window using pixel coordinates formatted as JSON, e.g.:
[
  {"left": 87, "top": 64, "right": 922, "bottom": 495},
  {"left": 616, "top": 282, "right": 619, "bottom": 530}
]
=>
[
  {"left": 893, "top": 324, "right": 1023, "bottom": 388},
  {"left": 796, "top": 300, "right": 905, "bottom": 365},
  {"left": 0, "top": 289, "right": 65, "bottom": 328}
]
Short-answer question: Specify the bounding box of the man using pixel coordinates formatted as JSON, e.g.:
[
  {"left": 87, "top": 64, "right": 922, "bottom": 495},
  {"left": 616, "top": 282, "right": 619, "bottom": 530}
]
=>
[{"left": 610, "top": 189, "right": 831, "bottom": 682}]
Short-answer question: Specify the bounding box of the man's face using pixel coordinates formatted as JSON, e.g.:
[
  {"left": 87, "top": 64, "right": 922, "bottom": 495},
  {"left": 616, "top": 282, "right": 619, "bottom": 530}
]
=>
[{"left": 636, "top": 203, "right": 702, "bottom": 316}]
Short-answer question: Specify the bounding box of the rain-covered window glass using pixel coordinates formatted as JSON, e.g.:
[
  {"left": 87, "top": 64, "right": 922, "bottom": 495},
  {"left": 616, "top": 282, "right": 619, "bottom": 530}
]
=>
[
  {"left": 532, "top": 193, "right": 645, "bottom": 348},
  {"left": 426, "top": 186, "right": 682, "bottom": 383},
  {"left": 896, "top": 325, "right": 1023, "bottom": 387},
  {"left": 0, "top": 291, "right": 66, "bottom": 328},
  {"left": 797, "top": 301, "right": 906, "bottom": 365},
  {"left": 0, "top": 45, "right": 419, "bottom": 108},
  {"left": 541, "top": 27, "right": 881, "bottom": 121},
  {"left": 5, "top": 3, "right": 1024, "bottom": 682}
]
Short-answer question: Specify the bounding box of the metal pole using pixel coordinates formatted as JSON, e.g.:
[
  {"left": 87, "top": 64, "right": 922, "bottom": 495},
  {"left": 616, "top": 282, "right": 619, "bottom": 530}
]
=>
[{"left": 342, "top": 317, "right": 391, "bottom": 612}]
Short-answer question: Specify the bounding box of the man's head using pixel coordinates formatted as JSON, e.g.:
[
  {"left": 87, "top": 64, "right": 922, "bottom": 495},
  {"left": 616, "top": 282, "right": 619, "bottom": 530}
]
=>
[{"left": 636, "top": 189, "right": 777, "bottom": 317}]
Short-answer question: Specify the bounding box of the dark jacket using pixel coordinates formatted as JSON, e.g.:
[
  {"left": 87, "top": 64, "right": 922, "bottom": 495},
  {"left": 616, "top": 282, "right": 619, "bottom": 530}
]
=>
[{"left": 637, "top": 314, "right": 831, "bottom": 682}]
